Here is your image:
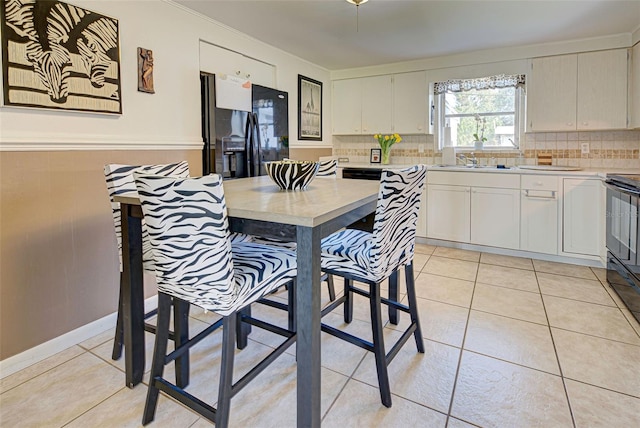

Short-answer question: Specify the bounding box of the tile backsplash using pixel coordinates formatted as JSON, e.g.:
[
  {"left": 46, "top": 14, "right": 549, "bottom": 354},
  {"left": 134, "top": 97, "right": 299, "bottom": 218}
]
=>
[{"left": 332, "top": 130, "right": 640, "bottom": 169}]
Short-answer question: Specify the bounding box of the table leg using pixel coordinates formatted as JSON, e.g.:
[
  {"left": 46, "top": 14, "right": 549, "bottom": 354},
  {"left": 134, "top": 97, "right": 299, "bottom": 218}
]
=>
[
  {"left": 296, "top": 225, "right": 321, "bottom": 428},
  {"left": 121, "top": 205, "right": 145, "bottom": 388}
]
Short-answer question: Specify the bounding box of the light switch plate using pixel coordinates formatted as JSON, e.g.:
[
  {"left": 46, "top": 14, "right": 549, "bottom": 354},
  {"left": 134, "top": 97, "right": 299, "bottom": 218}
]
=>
[
  {"left": 418, "top": 144, "right": 425, "bottom": 153},
  {"left": 338, "top": 157, "right": 349, "bottom": 163}
]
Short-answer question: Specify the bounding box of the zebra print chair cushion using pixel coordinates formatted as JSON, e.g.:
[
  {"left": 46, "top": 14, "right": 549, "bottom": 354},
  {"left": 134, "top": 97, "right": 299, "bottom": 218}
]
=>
[
  {"left": 104, "top": 161, "right": 190, "bottom": 271},
  {"left": 133, "top": 174, "right": 297, "bottom": 316},
  {"left": 321, "top": 165, "right": 427, "bottom": 283}
]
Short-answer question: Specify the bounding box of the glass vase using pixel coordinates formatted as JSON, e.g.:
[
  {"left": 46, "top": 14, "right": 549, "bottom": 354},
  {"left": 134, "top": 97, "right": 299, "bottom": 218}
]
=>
[{"left": 381, "top": 147, "right": 391, "bottom": 165}]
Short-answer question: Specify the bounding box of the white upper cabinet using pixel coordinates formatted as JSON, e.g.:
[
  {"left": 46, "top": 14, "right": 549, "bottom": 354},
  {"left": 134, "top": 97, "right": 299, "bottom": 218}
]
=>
[
  {"left": 577, "top": 49, "right": 628, "bottom": 130},
  {"left": 631, "top": 42, "right": 640, "bottom": 129},
  {"left": 362, "top": 75, "right": 393, "bottom": 134},
  {"left": 332, "top": 76, "right": 392, "bottom": 135},
  {"left": 393, "top": 71, "right": 428, "bottom": 134},
  {"left": 199, "top": 42, "right": 275, "bottom": 88},
  {"left": 527, "top": 49, "right": 628, "bottom": 132},
  {"left": 527, "top": 54, "right": 578, "bottom": 131},
  {"left": 332, "top": 72, "right": 427, "bottom": 135},
  {"left": 332, "top": 79, "right": 363, "bottom": 134}
]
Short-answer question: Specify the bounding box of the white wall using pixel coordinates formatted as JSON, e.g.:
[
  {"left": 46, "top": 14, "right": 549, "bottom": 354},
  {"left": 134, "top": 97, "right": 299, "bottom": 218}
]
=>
[{"left": 0, "top": 0, "right": 332, "bottom": 150}]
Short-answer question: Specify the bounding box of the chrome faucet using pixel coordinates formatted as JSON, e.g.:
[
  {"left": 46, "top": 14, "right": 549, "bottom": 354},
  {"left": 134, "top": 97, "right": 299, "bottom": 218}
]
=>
[
  {"left": 456, "top": 154, "right": 467, "bottom": 165},
  {"left": 469, "top": 152, "right": 478, "bottom": 166}
]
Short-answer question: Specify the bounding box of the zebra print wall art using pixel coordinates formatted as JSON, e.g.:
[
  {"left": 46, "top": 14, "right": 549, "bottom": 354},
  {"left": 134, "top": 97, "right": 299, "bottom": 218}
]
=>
[{"left": 1, "top": 0, "right": 122, "bottom": 114}]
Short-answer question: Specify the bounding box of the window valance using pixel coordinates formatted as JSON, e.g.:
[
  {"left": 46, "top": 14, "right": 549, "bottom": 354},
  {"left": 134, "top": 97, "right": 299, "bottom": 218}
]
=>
[{"left": 434, "top": 74, "right": 525, "bottom": 95}]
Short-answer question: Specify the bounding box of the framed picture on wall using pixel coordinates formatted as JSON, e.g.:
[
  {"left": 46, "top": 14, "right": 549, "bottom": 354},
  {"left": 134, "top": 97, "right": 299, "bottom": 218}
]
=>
[
  {"left": 298, "top": 74, "right": 322, "bottom": 141},
  {"left": 370, "top": 148, "right": 381, "bottom": 163},
  {"left": 0, "top": 0, "right": 122, "bottom": 114}
]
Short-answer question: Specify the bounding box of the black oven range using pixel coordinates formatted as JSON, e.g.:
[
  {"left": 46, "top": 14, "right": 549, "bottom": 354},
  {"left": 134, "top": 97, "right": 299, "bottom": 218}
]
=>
[{"left": 605, "top": 174, "right": 640, "bottom": 323}]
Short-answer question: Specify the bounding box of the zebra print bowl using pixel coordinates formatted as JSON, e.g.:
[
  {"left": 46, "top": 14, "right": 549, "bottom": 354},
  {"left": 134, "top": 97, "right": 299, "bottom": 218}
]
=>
[{"left": 265, "top": 160, "right": 320, "bottom": 190}]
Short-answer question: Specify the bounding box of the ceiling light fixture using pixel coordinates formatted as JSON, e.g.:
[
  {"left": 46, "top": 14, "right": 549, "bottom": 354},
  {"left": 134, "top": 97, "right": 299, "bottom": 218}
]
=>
[{"left": 346, "top": 0, "right": 369, "bottom": 32}]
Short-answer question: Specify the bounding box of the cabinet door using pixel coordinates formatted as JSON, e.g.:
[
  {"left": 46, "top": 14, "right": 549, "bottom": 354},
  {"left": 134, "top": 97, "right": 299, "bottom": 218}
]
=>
[
  {"left": 563, "top": 178, "right": 604, "bottom": 256},
  {"left": 471, "top": 187, "right": 520, "bottom": 249},
  {"left": 427, "top": 184, "right": 470, "bottom": 242},
  {"left": 577, "top": 49, "right": 628, "bottom": 130},
  {"left": 393, "top": 71, "right": 428, "bottom": 134},
  {"left": 521, "top": 190, "right": 558, "bottom": 254},
  {"left": 527, "top": 55, "right": 577, "bottom": 132},
  {"left": 632, "top": 43, "right": 640, "bottom": 129},
  {"left": 199, "top": 42, "right": 275, "bottom": 88},
  {"left": 332, "top": 79, "right": 362, "bottom": 134},
  {"left": 427, "top": 184, "right": 471, "bottom": 242},
  {"left": 361, "top": 75, "right": 393, "bottom": 134},
  {"left": 416, "top": 188, "right": 428, "bottom": 238}
]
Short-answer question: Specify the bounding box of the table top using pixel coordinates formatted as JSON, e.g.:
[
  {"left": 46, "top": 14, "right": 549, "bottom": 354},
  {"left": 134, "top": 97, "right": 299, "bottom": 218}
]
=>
[{"left": 114, "top": 175, "right": 380, "bottom": 228}]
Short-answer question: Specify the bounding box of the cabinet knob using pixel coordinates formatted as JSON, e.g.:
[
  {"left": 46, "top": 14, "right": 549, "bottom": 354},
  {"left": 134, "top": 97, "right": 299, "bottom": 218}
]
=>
[
  {"left": 567, "top": 122, "right": 573, "bottom": 127},
  {"left": 246, "top": 73, "right": 251, "bottom": 79},
  {"left": 236, "top": 70, "right": 241, "bottom": 75},
  {"left": 536, "top": 181, "right": 543, "bottom": 185},
  {"left": 417, "top": 126, "right": 423, "bottom": 131},
  {"left": 582, "top": 122, "right": 588, "bottom": 126}
]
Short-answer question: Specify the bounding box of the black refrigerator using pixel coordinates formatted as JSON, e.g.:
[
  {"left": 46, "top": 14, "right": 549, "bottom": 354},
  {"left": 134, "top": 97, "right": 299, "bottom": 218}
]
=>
[{"left": 201, "top": 72, "right": 289, "bottom": 178}]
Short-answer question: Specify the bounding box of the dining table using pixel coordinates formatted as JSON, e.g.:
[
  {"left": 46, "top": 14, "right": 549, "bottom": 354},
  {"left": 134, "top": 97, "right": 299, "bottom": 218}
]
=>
[{"left": 114, "top": 174, "right": 380, "bottom": 427}]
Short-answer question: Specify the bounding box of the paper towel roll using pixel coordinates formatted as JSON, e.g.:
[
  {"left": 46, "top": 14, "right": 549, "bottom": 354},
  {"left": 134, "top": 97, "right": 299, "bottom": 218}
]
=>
[{"left": 442, "top": 147, "right": 456, "bottom": 165}]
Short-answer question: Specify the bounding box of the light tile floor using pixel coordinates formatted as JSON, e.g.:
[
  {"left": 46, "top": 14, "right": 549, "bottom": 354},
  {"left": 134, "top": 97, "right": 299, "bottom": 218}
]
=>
[{"left": 2, "top": 244, "right": 640, "bottom": 427}]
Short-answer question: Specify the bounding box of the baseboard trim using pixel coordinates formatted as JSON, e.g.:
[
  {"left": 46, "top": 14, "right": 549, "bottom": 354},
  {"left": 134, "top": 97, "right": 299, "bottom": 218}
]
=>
[{"left": 0, "top": 295, "right": 158, "bottom": 379}]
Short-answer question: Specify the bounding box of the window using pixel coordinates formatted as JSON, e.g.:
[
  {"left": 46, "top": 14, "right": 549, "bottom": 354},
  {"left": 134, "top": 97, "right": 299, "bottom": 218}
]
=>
[{"left": 434, "top": 74, "right": 525, "bottom": 149}]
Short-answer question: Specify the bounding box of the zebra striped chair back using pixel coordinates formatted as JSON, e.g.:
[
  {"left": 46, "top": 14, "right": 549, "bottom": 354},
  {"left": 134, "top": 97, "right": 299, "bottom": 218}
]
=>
[
  {"left": 321, "top": 165, "right": 426, "bottom": 282},
  {"left": 104, "top": 161, "right": 190, "bottom": 271},
  {"left": 317, "top": 159, "right": 337, "bottom": 176},
  {"left": 133, "top": 173, "right": 297, "bottom": 315}
]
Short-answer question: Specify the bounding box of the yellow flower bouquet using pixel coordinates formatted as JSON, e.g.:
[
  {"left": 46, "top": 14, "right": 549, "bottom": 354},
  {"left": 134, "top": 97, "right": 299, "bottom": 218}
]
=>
[{"left": 374, "top": 133, "right": 402, "bottom": 164}]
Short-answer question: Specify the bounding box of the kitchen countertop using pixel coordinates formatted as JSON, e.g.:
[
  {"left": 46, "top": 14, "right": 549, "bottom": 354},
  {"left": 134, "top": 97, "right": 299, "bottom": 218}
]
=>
[{"left": 338, "top": 163, "right": 638, "bottom": 178}]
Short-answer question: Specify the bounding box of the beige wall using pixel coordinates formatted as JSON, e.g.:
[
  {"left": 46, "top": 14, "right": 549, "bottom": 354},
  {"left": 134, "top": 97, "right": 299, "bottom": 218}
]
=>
[{"left": 0, "top": 149, "right": 201, "bottom": 360}]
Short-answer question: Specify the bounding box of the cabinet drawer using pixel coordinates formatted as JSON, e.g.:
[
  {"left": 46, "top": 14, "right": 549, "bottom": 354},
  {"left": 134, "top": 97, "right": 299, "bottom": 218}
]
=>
[{"left": 521, "top": 175, "right": 558, "bottom": 191}]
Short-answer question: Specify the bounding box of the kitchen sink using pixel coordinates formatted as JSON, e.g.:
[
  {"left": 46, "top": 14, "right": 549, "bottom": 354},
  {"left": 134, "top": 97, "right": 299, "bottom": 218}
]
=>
[
  {"left": 430, "top": 164, "right": 512, "bottom": 170},
  {"left": 517, "top": 165, "right": 582, "bottom": 171}
]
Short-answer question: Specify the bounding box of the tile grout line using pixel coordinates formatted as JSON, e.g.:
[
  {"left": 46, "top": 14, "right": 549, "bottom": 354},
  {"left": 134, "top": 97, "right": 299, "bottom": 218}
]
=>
[
  {"left": 534, "top": 269, "right": 577, "bottom": 428},
  {"left": 443, "top": 259, "right": 480, "bottom": 428}
]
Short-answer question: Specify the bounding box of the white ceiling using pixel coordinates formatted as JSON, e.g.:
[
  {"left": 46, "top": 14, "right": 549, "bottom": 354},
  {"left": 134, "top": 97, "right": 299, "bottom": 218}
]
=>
[{"left": 175, "top": 0, "right": 640, "bottom": 70}]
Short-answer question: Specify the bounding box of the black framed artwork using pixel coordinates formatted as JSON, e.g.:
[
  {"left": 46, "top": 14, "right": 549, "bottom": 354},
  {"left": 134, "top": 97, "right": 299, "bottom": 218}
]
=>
[
  {"left": 298, "top": 74, "right": 322, "bottom": 140},
  {"left": 370, "top": 148, "right": 381, "bottom": 163},
  {"left": 1, "top": 0, "right": 122, "bottom": 114}
]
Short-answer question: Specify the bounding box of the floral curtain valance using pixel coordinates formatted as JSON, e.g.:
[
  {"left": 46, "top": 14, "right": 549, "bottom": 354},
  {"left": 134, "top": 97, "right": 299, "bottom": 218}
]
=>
[{"left": 434, "top": 74, "right": 525, "bottom": 95}]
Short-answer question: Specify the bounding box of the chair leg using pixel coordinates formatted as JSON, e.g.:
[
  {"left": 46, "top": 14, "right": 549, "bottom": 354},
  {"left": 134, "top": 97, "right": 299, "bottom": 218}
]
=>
[
  {"left": 344, "top": 278, "right": 354, "bottom": 324},
  {"left": 325, "top": 274, "right": 336, "bottom": 301},
  {"left": 216, "top": 313, "right": 237, "bottom": 428},
  {"left": 404, "top": 263, "right": 425, "bottom": 353},
  {"left": 370, "top": 281, "right": 392, "bottom": 407},
  {"left": 287, "top": 280, "right": 296, "bottom": 332},
  {"left": 111, "top": 276, "right": 124, "bottom": 360},
  {"left": 142, "top": 293, "right": 173, "bottom": 425},
  {"left": 173, "top": 298, "right": 190, "bottom": 388},
  {"left": 236, "top": 306, "right": 251, "bottom": 350},
  {"left": 388, "top": 269, "right": 399, "bottom": 325}
]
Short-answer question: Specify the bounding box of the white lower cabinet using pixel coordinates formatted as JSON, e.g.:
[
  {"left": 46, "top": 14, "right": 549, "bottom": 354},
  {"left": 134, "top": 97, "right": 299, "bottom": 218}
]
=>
[
  {"left": 471, "top": 187, "right": 520, "bottom": 249},
  {"left": 427, "top": 184, "right": 470, "bottom": 242},
  {"left": 427, "top": 172, "right": 520, "bottom": 248},
  {"left": 562, "top": 178, "right": 604, "bottom": 257},
  {"left": 416, "top": 188, "right": 428, "bottom": 238},
  {"left": 520, "top": 175, "right": 559, "bottom": 254}
]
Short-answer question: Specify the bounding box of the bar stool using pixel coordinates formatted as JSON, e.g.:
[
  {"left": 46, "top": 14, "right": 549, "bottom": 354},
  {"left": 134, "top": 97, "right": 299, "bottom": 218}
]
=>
[
  {"left": 319, "top": 165, "right": 427, "bottom": 407},
  {"left": 134, "top": 173, "right": 297, "bottom": 427},
  {"left": 105, "top": 162, "right": 255, "bottom": 361},
  {"left": 104, "top": 161, "right": 190, "bottom": 361}
]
